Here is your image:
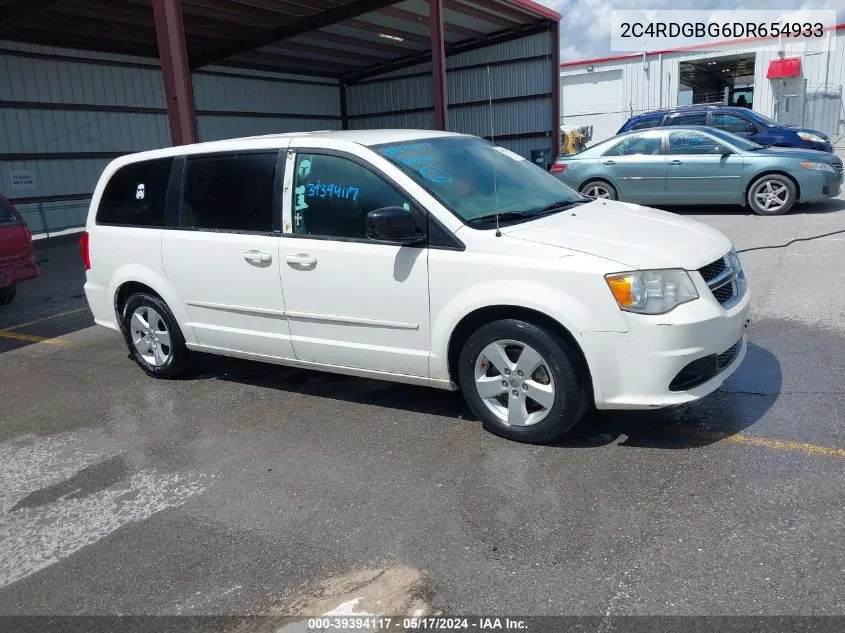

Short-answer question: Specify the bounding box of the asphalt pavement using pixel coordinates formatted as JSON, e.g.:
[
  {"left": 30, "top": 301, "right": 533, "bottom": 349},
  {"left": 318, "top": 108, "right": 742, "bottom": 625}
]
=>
[{"left": 0, "top": 191, "right": 844, "bottom": 621}]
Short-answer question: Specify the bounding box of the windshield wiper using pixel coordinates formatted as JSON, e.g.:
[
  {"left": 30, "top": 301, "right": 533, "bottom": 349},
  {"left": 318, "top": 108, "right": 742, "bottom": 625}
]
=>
[
  {"left": 531, "top": 198, "right": 592, "bottom": 216},
  {"left": 466, "top": 211, "right": 535, "bottom": 224}
]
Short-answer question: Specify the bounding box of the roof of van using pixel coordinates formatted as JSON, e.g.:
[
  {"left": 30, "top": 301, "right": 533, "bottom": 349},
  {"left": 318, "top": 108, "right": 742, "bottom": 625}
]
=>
[{"left": 112, "top": 129, "right": 467, "bottom": 165}]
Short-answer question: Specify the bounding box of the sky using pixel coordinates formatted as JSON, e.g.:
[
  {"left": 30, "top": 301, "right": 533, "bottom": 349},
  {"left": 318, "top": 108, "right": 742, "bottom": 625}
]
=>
[{"left": 542, "top": 0, "right": 845, "bottom": 62}]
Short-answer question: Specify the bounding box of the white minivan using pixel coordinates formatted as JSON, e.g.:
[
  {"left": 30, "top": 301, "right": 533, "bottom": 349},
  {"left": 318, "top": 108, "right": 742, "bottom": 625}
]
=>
[{"left": 83, "top": 130, "right": 750, "bottom": 443}]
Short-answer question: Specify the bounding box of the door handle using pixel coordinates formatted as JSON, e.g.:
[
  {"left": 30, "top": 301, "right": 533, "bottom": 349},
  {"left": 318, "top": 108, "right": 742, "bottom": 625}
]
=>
[
  {"left": 668, "top": 160, "right": 683, "bottom": 165},
  {"left": 602, "top": 160, "right": 616, "bottom": 165},
  {"left": 243, "top": 250, "right": 272, "bottom": 264},
  {"left": 285, "top": 254, "right": 318, "bottom": 266}
]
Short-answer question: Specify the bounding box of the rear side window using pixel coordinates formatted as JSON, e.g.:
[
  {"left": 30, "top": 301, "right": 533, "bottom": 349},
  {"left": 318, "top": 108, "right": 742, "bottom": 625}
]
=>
[
  {"left": 182, "top": 152, "right": 278, "bottom": 232},
  {"left": 0, "top": 200, "right": 18, "bottom": 225},
  {"left": 603, "top": 132, "right": 663, "bottom": 156},
  {"left": 629, "top": 116, "right": 663, "bottom": 130},
  {"left": 666, "top": 113, "right": 707, "bottom": 126},
  {"left": 97, "top": 158, "right": 174, "bottom": 226}
]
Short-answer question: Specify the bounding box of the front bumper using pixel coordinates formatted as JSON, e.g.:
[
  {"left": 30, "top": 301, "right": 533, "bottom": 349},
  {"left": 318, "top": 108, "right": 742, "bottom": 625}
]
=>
[
  {"left": 581, "top": 274, "right": 751, "bottom": 410},
  {"left": 797, "top": 169, "right": 843, "bottom": 202}
]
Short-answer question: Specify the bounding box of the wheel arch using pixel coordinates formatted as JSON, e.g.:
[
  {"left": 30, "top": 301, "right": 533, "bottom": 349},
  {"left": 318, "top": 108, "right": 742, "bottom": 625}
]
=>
[
  {"left": 110, "top": 266, "right": 196, "bottom": 344},
  {"left": 745, "top": 170, "right": 801, "bottom": 205},
  {"left": 578, "top": 176, "right": 616, "bottom": 194},
  {"left": 446, "top": 305, "right": 594, "bottom": 402}
]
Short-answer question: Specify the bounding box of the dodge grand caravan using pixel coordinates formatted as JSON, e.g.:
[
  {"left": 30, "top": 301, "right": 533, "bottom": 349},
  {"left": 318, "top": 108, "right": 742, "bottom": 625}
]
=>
[{"left": 83, "top": 130, "right": 750, "bottom": 443}]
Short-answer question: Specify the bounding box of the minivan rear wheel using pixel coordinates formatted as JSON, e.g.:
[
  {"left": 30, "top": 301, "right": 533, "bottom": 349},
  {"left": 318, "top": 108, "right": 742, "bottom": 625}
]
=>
[
  {"left": 0, "top": 284, "right": 16, "bottom": 306},
  {"left": 122, "top": 293, "right": 189, "bottom": 378},
  {"left": 580, "top": 180, "right": 617, "bottom": 200},
  {"left": 457, "top": 319, "right": 586, "bottom": 443}
]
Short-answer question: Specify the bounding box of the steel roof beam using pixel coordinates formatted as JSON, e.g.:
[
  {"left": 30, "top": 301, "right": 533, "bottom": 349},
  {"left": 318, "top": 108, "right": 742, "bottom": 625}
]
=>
[{"left": 190, "top": 0, "right": 403, "bottom": 68}]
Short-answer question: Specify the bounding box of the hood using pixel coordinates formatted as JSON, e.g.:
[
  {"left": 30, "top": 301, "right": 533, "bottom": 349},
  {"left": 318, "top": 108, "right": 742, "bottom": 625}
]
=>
[
  {"left": 751, "top": 145, "right": 839, "bottom": 162},
  {"left": 502, "top": 199, "right": 732, "bottom": 270}
]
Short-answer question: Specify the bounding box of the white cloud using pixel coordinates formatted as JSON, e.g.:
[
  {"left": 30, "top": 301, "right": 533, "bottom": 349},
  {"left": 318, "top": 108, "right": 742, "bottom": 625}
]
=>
[{"left": 542, "top": 0, "right": 845, "bottom": 61}]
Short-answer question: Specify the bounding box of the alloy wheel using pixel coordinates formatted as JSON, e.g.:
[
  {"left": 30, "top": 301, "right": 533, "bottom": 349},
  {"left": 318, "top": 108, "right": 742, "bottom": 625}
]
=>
[
  {"left": 130, "top": 306, "right": 172, "bottom": 367},
  {"left": 474, "top": 339, "right": 556, "bottom": 427}
]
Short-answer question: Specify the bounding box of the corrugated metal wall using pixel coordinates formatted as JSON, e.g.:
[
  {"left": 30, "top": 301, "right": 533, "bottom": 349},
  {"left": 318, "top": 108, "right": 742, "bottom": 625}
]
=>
[
  {"left": 561, "top": 29, "right": 845, "bottom": 144},
  {"left": 0, "top": 41, "right": 341, "bottom": 235},
  {"left": 347, "top": 30, "right": 555, "bottom": 159}
]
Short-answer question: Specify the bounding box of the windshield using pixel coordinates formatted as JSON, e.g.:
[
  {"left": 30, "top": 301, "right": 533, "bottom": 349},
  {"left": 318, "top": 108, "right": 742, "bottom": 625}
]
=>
[
  {"left": 373, "top": 137, "right": 582, "bottom": 224},
  {"left": 744, "top": 110, "right": 779, "bottom": 127}
]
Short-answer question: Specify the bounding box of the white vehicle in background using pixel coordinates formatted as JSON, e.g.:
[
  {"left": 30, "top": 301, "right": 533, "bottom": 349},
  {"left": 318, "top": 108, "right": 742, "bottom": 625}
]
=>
[{"left": 82, "top": 130, "right": 750, "bottom": 443}]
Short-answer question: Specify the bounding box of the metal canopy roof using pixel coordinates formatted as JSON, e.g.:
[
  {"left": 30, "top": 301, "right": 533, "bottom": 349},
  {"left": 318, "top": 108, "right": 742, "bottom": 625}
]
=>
[{"left": 0, "top": 0, "right": 559, "bottom": 80}]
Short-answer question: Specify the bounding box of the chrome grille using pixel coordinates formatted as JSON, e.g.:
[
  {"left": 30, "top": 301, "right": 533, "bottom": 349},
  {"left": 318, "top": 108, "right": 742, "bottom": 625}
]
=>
[{"left": 698, "top": 253, "right": 744, "bottom": 308}]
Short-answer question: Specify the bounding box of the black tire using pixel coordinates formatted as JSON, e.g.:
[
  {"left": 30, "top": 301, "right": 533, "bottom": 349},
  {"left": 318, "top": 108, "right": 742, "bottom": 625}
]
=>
[
  {"left": 0, "top": 284, "right": 16, "bottom": 306},
  {"left": 121, "top": 292, "right": 189, "bottom": 378},
  {"left": 580, "top": 180, "right": 617, "bottom": 200},
  {"left": 457, "top": 319, "right": 587, "bottom": 443},
  {"left": 747, "top": 174, "right": 796, "bottom": 216}
]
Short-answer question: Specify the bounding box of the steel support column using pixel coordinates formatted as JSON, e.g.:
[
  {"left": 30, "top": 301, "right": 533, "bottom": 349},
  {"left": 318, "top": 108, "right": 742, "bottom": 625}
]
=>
[
  {"left": 339, "top": 78, "right": 349, "bottom": 130},
  {"left": 550, "top": 20, "right": 560, "bottom": 159},
  {"left": 429, "top": 0, "right": 448, "bottom": 130},
  {"left": 152, "top": 0, "right": 198, "bottom": 145}
]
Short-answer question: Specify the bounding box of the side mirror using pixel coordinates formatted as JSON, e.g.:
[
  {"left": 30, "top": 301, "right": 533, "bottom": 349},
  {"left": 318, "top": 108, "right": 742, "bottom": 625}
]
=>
[
  {"left": 365, "top": 206, "right": 424, "bottom": 244},
  {"left": 745, "top": 122, "right": 757, "bottom": 134}
]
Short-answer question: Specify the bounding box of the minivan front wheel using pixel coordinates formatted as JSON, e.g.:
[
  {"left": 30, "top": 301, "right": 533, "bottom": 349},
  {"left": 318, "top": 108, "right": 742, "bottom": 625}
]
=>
[
  {"left": 457, "top": 319, "right": 586, "bottom": 443},
  {"left": 747, "top": 174, "right": 796, "bottom": 215},
  {"left": 122, "top": 293, "right": 188, "bottom": 378}
]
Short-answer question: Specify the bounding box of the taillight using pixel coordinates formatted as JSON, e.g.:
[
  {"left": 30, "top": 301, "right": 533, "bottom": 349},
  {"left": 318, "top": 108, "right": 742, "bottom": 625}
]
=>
[
  {"left": 550, "top": 162, "right": 568, "bottom": 174},
  {"left": 80, "top": 231, "right": 90, "bottom": 270}
]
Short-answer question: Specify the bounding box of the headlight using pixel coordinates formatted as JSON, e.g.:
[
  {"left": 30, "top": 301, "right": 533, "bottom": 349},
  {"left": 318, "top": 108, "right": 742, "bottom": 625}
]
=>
[
  {"left": 605, "top": 269, "right": 698, "bottom": 314},
  {"left": 797, "top": 132, "right": 826, "bottom": 144},
  {"left": 799, "top": 160, "right": 836, "bottom": 173}
]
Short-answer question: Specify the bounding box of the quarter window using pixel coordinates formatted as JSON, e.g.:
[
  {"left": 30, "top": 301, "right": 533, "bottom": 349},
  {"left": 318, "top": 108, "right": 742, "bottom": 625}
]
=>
[
  {"left": 182, "top": 152, "right": 278, "bottom": 232},
  {"left": 97, "top": 158, "right": 173, "bottom": 227},
  {"left": 668, "top": 131, "right": 731, "bottom": 155},
  {"left": 0, "top": 200, "right": 17, "bottom": 224},
  {"left": 291, "top": 153, "right": 410, "bottom": 240},
  {"left": 603, "top": 133, "right": 663, "bottom": 156}
]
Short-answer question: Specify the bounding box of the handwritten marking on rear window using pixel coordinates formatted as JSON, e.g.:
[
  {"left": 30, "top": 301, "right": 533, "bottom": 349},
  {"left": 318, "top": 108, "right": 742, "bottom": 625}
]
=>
[
  {"left": 305, "top": 183, "right": 360, "bottom": 201},
  {"left": 419, "top": 167, "right": 452, "bottom": 184}
]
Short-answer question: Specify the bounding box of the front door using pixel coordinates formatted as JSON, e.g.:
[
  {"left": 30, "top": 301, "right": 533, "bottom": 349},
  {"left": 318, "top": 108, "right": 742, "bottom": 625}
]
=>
[
  {"left": 598, "top": 131, "right": 666, "bottom": 203},
  {"left": 664, "top": 131, "right": 744, "bottom": 204},
  {"left": 162, "top": 150, "right": 296, "bottom": 359},
  {"left": 277, "top": 146, "right": 430, "bottom": 378}
]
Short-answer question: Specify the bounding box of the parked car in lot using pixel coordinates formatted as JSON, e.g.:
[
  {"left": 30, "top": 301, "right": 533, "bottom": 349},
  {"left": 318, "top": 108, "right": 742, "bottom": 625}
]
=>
[
  {"left": 619, "top": 105, "right": 834, "bottom": 153},
  {"left": 83, "top": 130, "right": 750, "bottom": 443},
  {"left": 0, "top": 194, "right": 40, "bottom": 306},
  {"left": 551, "top": 127, "right": 843, "bottom": 215}
]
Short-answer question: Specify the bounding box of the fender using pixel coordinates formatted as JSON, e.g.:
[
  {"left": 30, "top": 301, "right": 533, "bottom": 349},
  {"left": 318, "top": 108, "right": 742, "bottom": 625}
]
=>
[{"left": 429, "top": 279, "right": 627, "bottom": 381}]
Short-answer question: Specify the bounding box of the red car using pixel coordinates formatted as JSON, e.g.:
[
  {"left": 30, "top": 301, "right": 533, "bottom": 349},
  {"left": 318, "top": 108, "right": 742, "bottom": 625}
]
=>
[{"left": 0, "top": 194, "right": 40, "bottom": 305}]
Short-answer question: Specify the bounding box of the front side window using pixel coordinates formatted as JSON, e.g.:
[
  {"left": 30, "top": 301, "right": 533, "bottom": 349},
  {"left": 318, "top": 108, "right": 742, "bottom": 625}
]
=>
[
  {"left": 97, "top": 157, "right": 173, "bottom": 226},
  {"left": 291, "top": 153, "right": 410, "bottom": 240},
  {"left": 374, "top": 137, "right": 582, "bottom": 223},
  {"left": 603, "top": 132, "right": 663, "bottom": 156},
  {"left": 182, "top": 152, "right": 277, "bottom": 232},
  {"left": 668, "top": 131, "right": 731, "bottom": 155},
  {"left": 666, "top": 113, "right": 707, "bottom": 126},
  {"left": 713, "top": 113, "right": 751, "bottom": 134}
]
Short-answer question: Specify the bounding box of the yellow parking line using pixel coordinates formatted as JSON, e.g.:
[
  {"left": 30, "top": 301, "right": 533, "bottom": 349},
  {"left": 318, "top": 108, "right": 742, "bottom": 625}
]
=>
[
  {"left": 675, "top": 427, "right": 845, "bottom": 459},
  {"left": 3, "top": 307, "right": 88, "bottom": 331},
  {"left": 0, "top": 330, "right": 69, "bottom": 345}
]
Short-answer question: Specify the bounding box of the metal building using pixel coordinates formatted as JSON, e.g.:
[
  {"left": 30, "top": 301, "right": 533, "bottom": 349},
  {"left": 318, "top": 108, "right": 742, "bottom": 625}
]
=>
[
  {"left": 0, "top": 0, "right": 561, "bottom": 236},
  {"left": 559, "top": 25, "right": 845, "bottom": 145}
]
